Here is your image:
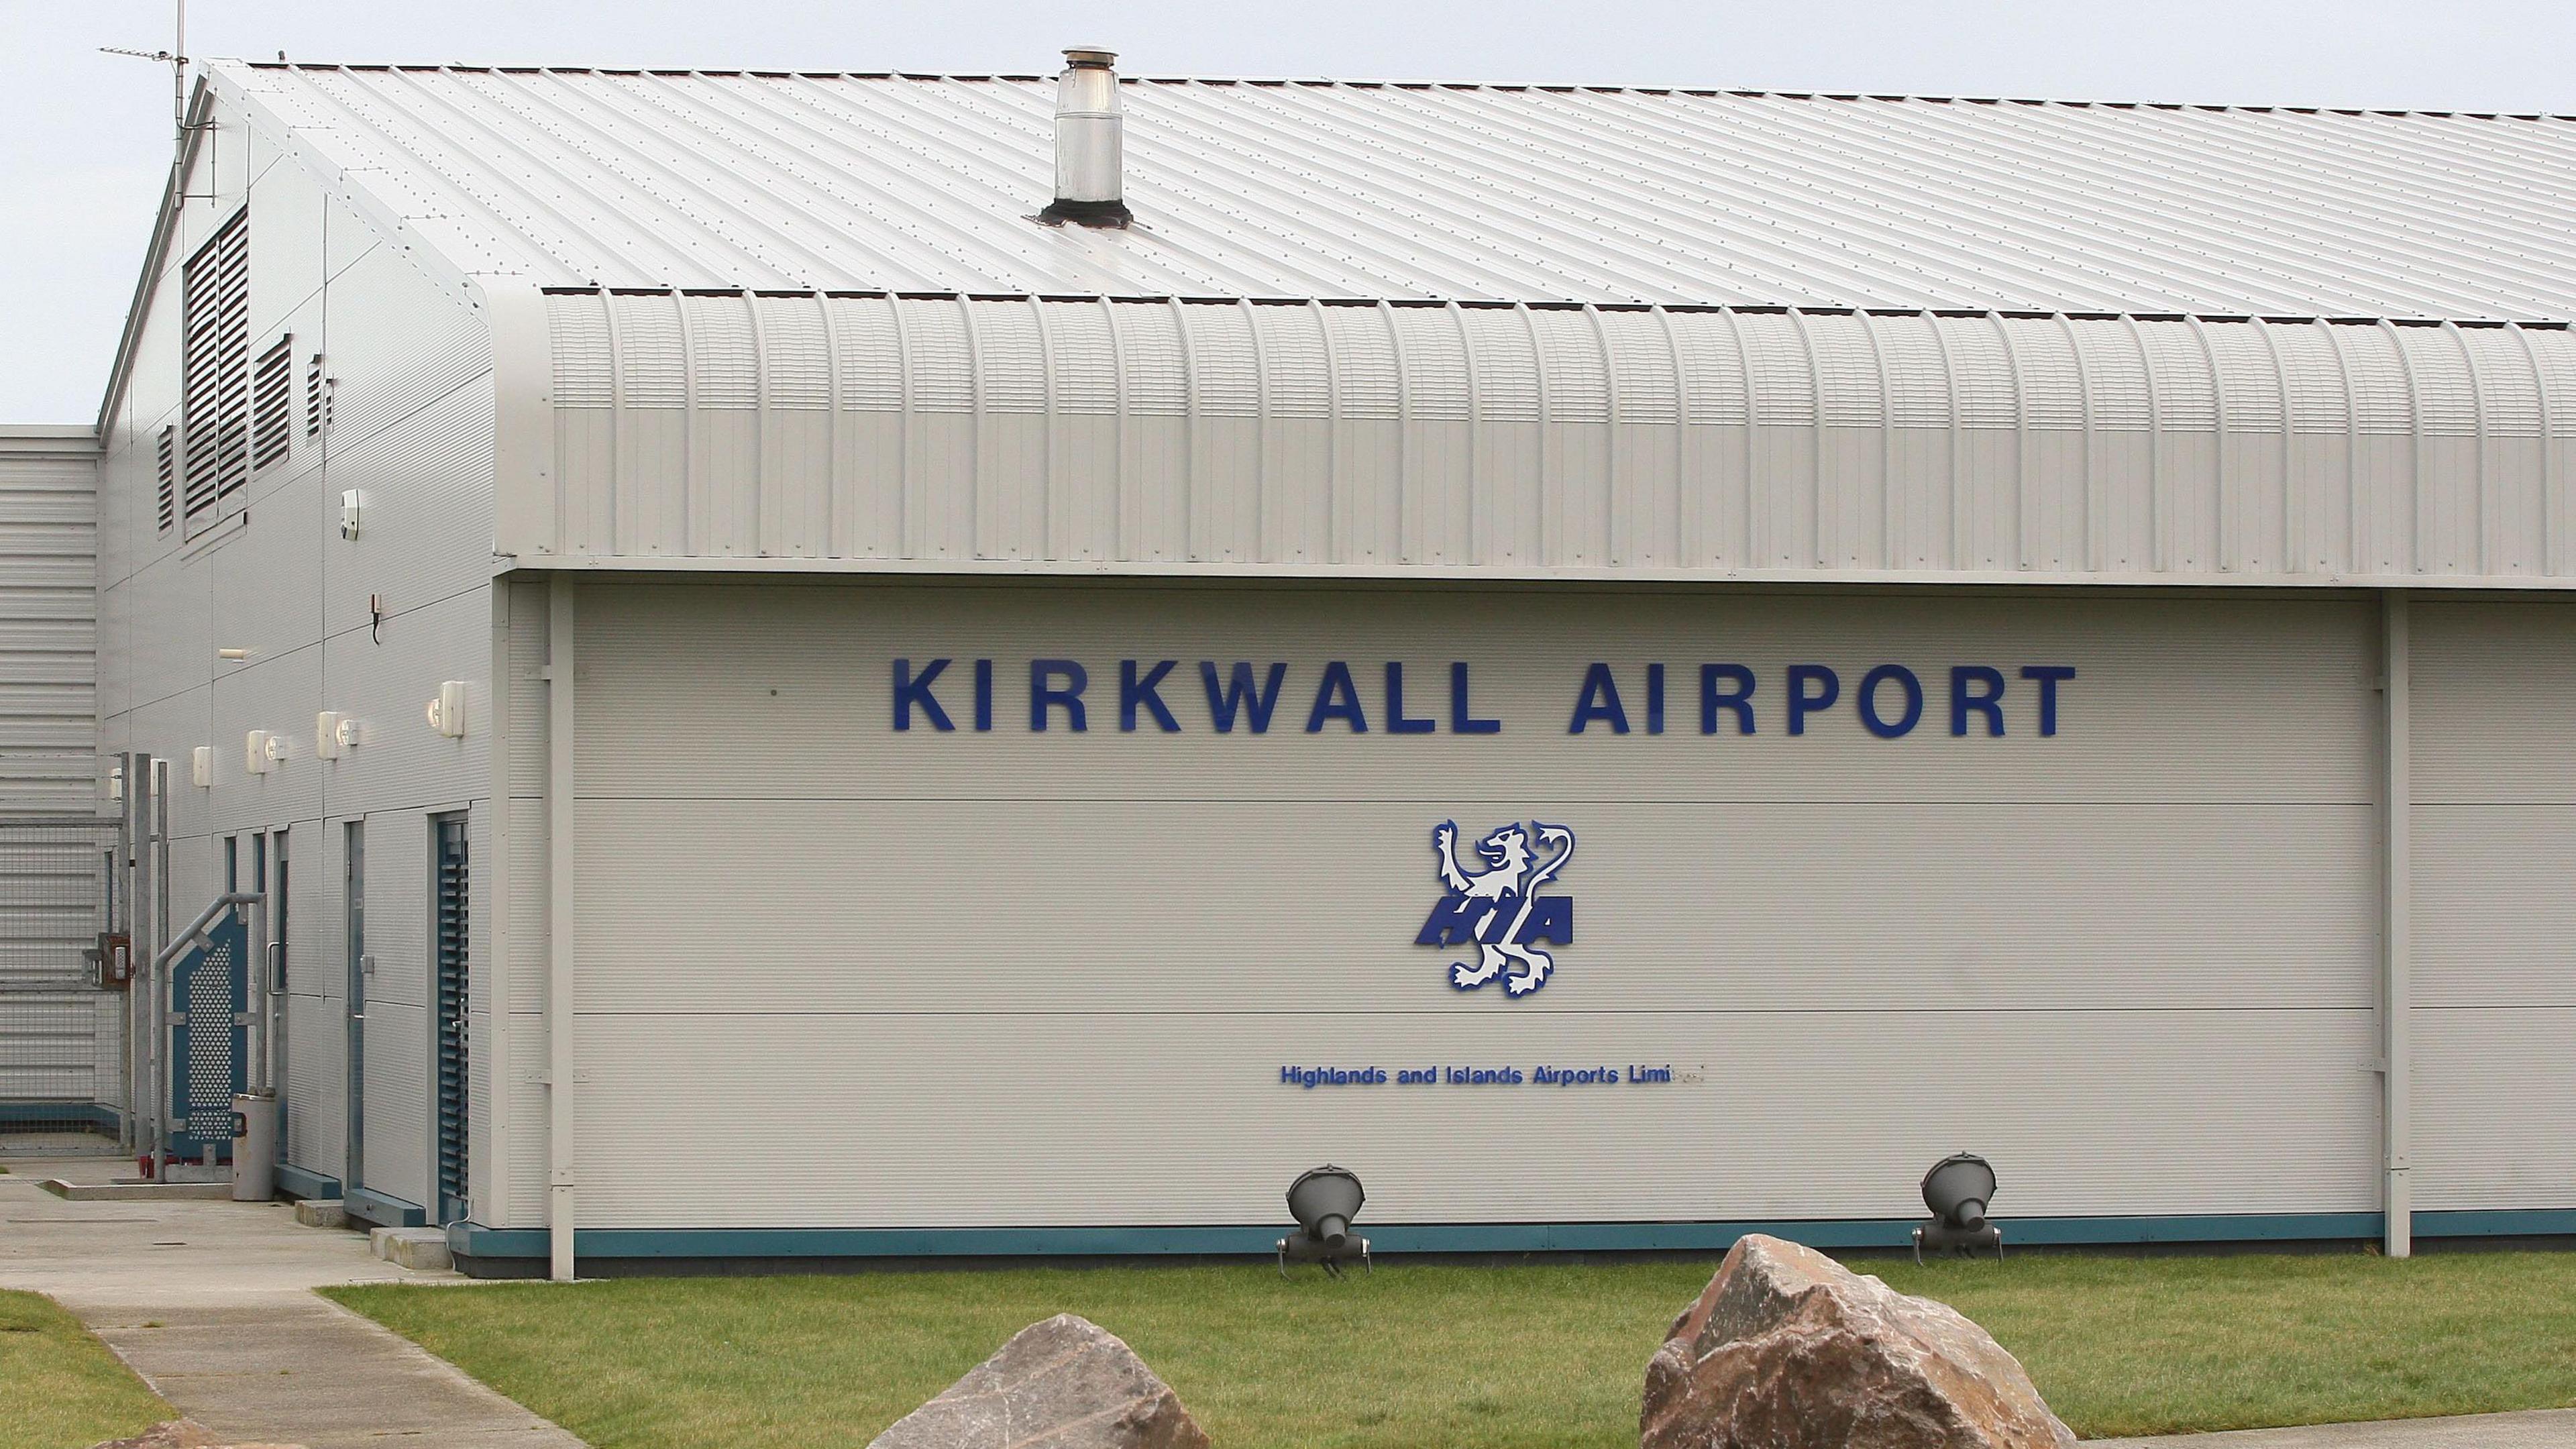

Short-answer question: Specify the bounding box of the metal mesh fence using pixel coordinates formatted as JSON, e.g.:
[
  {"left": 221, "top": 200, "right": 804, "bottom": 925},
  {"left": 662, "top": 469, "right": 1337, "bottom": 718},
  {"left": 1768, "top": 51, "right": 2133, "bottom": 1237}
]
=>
[{"left": 0, "top": 819, "right": 125, "bottom": 1127}]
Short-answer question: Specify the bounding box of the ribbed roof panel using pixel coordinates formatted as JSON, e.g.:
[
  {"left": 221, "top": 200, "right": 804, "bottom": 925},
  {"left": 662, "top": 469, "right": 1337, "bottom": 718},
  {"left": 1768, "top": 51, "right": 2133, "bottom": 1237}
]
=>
[{"left": 219, "top": 62, "right": 2576, "bottom": 319}]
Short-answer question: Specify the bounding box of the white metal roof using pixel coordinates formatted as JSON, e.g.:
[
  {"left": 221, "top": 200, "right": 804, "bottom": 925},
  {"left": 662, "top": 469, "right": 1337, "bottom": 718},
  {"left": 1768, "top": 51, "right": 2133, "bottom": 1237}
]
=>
[{"left": 218, "top": 61, "right": 2576, "bottom": 321}]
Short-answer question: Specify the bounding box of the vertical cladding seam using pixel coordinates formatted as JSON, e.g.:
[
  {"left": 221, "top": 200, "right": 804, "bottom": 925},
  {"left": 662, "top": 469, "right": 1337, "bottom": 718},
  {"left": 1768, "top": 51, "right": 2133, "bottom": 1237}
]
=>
[
  {"left": 2381, "top": 319, "right": 2426, "bottom": 575},
  {"left": 531, "top": 293, "right": 2576, "bottom": 578},
  {"left": 2510, "top": 323, "right": 2559, "bottom": 574},
  {"left": 2443, "top": 321, "right": 2489, "bottom": 576}
]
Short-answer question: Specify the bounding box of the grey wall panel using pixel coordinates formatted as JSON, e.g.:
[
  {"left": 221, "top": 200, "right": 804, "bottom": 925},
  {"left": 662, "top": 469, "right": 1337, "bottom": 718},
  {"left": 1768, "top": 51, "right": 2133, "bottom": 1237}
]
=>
[
  {"left": 207, "top": 644, "right": 324, "bottom": 836},
  {"left": 574, "top": 584, "right": 2375, "bottom": 808},
  {"left": 282, "top": 989, "right": 343, "bottom": 1177},
  {"left": 576, "top": 797, "right": 2374, "bottom": 1017},
  {"left": 317, "top": 384, "right": 499, "bottom": 647},
  {"left": 315, "top": 586, "right": 491, "bottom": 820},
  {"left": 498, "top": 1014, "right": 548, "bottom": 1228},
  {"left": 569, "top": 1008, "right": 2377, "bottom": 1228},
  {"left": 2412, "top": 807, "right": 2576, "bottom": 1009},
  {"left": 559, "top": 579, "right": 2379, "bottom": 1228},
  {"left": 2408, "top": 597, "right": 2576, "bottom": 1214},
  {"left": 2414, "top": 1008, "right": 2576, "bottom": 1212},
  {"left": 360, "top": 996, "right": 430, "bottom": 1208},
  {"left": 2414, "top": 598, "right": 2576, "bottom": 803}
]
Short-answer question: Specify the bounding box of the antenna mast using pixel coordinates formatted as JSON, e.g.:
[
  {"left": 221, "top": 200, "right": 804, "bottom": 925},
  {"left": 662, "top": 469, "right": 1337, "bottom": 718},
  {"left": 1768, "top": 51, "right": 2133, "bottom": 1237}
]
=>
[{"left": 100, "top": 1, "right": 193, "bottom": 208}]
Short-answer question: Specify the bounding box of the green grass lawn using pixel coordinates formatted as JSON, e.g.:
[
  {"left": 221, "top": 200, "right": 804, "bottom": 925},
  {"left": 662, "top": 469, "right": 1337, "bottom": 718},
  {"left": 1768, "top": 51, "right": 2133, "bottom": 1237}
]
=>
[
  {"left": 328, "top": 1250, "right": 2576, "bottom": 1448},
  {"left": 0, "top": 1289, "right": 170, "bottom": 1449}
]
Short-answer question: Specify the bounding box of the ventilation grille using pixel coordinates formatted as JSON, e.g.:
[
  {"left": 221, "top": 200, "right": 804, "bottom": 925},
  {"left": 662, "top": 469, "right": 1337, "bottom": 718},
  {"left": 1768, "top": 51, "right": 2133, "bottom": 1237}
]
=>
[
  {"left": 305, "top": 353, "right": 328, "bottom": 438},
  {"left": 252, "top": 335, "right": 293, "bottom": 473},
  {"left": 179, "top": 209, "right": 250, "bottom": 525},
  {"left": 154, "top": 425, "right": 175, "bottom": 533}
]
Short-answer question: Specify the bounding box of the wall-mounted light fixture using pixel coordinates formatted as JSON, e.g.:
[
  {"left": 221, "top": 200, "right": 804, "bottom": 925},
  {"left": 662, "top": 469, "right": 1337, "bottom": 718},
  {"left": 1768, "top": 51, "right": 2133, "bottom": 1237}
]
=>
[
  {"left": 105, "top": 763, "right": 123, "bottom": 804},
  {"left": 191, "top": 747, "right": 213, "bottom": 788},
  {"left": 217, "top": 647, "right": 251, "bottom": 662},
  {"left": 1278, "top": 1165, "right": 1370, "bottom": 1277},
  {"left": 426, "top": 682, "right": 468, "bottom": 739},
  {"left": 244, "top": 730, "right": 287, "bottom": 774},
  {"left": 1913, "top": 1152, "right": 2004, "bottom": 1263},
  {"left": 315, "top": 711, "right": 360, "bottom": 759},
  {"left": 340, "top": 490, "right": 364, "bottom": 541}
]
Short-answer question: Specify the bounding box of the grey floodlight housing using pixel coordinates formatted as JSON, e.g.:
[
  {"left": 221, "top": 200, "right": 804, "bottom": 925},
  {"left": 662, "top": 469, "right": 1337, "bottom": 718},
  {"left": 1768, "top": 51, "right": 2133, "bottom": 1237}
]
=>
[
  {"left": 1913, "top": 1152, "right": 2004, "bottom": 1263},
  {"left": 1279, "top": 1165, "right": 1371, "bottom": 1277}
]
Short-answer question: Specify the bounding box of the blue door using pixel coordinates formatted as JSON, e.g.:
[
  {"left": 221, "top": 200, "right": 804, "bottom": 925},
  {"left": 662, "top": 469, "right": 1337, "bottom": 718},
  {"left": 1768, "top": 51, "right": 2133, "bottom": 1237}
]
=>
[{"left": 168, "top": 912, "right": 248, "bottom": 1161}]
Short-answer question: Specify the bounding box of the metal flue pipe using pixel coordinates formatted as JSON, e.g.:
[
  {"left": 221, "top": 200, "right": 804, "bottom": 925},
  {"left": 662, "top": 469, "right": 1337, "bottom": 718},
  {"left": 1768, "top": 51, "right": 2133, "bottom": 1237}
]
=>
[{"left": 1040, "top": 47, "right": 1130, "bottom": 227}]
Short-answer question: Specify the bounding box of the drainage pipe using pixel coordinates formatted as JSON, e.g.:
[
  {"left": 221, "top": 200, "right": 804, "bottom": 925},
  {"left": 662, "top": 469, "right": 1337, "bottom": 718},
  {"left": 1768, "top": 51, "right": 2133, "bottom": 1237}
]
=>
[
  {"left": 2380, "top": 590, "right": 2413, "bottom": 1258},
  {"left": 545, "top": 578, "right": 578, "bottom": 1281}
]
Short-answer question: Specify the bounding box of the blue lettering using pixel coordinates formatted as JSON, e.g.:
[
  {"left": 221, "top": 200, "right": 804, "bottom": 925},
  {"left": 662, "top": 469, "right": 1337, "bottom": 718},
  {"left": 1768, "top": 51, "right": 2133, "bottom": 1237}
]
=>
[
  {"left": 1786, "top": 664, "right": 1839, "bottom": 736},
  {"left": 2021, "top": 665, "right": 2076, "bottom": 737},
  {"left": 1385, "top": 662, "right": 1436, "bottom": 734},
  {"left": 973, "top": 658, "right": 994, "bottom": 733},
  {"left": 1030, "top": 659, "right": 1088, "bottom": 732},
  {"left": 1120, "top": 659, "right": 1181, "bottom": 733},
  {"left": 1570, "top": 663, "right": 1630, "bottom": 734},
  {"left": 1951, "top": 665, "right": 2006, "bottom": 737},
  {"left": 1306, "top": 661, "right": 1368, "bottom": 733},
  {"left": 1646, "top": 663, "right": 1666, "bottom": 735},
  {"left": 892, "top": 657, "right": 953, "bottom": 732},
  {"left": 1858, "top": 664, "right": 1924, "bottom": 739},
  {"left": 1701, "top": 664, "right": 1756, "bottom": 735},
  {"left": 1450, "top": 661, "right": 1501, "bottom": 735},
  {"left": 1201, "top": 661, "right": 1288, "bottom": 733}
]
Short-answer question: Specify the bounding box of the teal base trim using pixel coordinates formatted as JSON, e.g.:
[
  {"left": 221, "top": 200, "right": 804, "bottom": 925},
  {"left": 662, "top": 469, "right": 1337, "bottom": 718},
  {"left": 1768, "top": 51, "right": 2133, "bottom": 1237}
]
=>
[
  {"left": 2417, "top": 1208, "right": 2576, "bottom": 1238},
  {"left": 0, "top": 1102, "right": 117, "bottom": 1130},
  {"left": 448, "top": 1208, "right": 2574, "bottom": 1268},
  {"left": 274, "top": 1163, "right": 341, "bottom": 1202},
  {"left": 343, "top": 1187, "right": 426, "bottom": 1229}
]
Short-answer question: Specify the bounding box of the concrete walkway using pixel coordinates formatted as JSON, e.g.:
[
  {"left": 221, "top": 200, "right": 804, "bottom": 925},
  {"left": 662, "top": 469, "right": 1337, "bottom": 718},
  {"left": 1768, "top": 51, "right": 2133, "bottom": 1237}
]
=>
[
  {"left": 0, "top": 1153, "right": 582, "bottom": 1449},
  {"left": 2094, "top": 1409, "right": 2576, "bottom": 1446}
]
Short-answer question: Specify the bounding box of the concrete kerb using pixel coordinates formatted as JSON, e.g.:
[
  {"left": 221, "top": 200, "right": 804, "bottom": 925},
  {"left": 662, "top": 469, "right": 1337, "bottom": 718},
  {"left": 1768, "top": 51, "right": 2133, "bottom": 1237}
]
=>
[{"left": 0, "top": 1157, "right": 583, "bottom": 1449}]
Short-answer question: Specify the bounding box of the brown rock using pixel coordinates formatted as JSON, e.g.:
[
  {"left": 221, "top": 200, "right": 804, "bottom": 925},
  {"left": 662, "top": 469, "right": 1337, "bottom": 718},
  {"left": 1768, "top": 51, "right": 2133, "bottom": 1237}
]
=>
[
  {"left": 867, "top": 1313, "right": 1211, "bottom": 1449},
  {"left": 1642, "top": 1234, "right": 2076, "bottom": 1449}
]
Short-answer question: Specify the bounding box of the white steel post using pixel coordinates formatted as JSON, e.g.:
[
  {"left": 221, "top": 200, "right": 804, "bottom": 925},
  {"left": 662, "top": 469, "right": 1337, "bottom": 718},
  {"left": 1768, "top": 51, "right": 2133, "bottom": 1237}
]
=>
[
  {"left": 545, "top": 579, "right": 578, "bottom": 1281},
  {"left": 2381, "top": 590, "right": 2413, "bottom": 1259}
]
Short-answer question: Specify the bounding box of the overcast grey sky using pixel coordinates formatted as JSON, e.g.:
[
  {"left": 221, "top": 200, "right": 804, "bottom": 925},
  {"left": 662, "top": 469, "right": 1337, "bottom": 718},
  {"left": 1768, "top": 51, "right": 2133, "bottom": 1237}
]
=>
[{"left": 5, "top": 0, "right": 2573, "bottom": 424}]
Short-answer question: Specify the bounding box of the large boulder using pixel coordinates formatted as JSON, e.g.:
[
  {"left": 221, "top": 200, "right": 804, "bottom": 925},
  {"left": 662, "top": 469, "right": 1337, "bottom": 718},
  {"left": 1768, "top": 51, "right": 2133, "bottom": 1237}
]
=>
[
  {"left": 1642, "top": 1234, "right": 2075, "bottom": 1449},
  {"left": 867, "top": 1313, "right": 1211, "bottom": 1449}
]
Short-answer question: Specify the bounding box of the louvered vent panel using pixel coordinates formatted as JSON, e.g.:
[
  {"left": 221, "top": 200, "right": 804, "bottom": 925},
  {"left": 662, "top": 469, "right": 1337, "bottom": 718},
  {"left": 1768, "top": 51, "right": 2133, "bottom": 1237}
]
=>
[
  {"left": 251, "top": 335, "right": 294, "bottom": 472},
  {"left": 305, "top": 354, "right": 329, "bottom": 437},
  {"left": 154, "top": 425, "right": 175, "bottom": 532},
  {"left": 180, "top": 209, "right": 250, "bottom": 522}
]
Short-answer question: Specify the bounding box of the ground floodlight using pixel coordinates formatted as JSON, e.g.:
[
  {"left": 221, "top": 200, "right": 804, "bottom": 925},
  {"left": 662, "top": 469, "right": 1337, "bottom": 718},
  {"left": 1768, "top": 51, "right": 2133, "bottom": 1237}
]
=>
[
  {"left": 1279, "top": 1165, "right": 1370, "bottom": 1277},
  {"left": 1913, "top": 1152, "right": 2004, "bottom": 1264}
]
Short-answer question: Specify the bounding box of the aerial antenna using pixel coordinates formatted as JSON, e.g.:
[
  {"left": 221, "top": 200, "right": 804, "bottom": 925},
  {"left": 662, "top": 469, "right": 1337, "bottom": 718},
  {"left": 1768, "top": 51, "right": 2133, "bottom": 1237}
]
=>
[{"left": 99, "top": 1, "right": 197, "bottom": 206}]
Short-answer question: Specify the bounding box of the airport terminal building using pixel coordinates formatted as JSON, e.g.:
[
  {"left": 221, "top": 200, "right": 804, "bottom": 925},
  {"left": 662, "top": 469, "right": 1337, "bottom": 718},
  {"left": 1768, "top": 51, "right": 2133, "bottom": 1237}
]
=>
[{"left": 70, "top": 52, "right": 2576, "bottom": 1274}]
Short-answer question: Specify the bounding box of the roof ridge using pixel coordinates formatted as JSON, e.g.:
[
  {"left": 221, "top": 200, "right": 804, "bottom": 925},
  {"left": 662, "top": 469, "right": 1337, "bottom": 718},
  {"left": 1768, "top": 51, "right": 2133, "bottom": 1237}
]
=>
[{"left": 212, "top": 60, "right": 2576, "bottom": 120}]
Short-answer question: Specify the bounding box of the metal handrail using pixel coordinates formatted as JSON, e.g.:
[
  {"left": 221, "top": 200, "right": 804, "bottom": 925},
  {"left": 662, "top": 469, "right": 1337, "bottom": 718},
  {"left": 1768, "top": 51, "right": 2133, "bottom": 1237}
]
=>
[{"left": 152, "top": 892, "right": 260, "bottom": 975}]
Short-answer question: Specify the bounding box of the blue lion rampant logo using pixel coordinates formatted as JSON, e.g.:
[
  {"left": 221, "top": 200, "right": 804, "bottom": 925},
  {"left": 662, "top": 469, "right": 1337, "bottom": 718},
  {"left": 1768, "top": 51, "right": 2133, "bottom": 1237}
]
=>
[{"left": 1415, "top": 820, "right": 1576, "bottom": 998}]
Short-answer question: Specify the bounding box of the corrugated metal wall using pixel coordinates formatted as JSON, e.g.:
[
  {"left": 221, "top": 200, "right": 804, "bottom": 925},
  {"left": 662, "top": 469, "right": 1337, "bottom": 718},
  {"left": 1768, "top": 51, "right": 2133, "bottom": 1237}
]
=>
[
  {"left": 93, "top": 94, "right": 501, "bottom": 1216},
  {"left": 0, "top": 430, "right": 101, "bottom": 814},
  {"left": 554, "top": 578, "right": 2381, "bottom": 1230},
  {"left": 0, "top": 430, "right": 111, "bottom": 1113},
  {"left": 527, "top": 293, "right": 2576, "bottom": 587}
]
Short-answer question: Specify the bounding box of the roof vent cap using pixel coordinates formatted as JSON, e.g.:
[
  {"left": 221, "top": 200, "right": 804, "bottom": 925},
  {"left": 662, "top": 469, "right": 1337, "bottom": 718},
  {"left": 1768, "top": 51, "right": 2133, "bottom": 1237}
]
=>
[{"left": 1041, "top": 46, "right": 1130, "bottom": 227}]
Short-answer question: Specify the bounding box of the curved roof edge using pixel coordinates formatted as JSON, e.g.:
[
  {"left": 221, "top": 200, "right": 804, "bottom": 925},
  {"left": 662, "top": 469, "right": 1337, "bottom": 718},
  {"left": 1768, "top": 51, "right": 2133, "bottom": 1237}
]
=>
[{"left": 506, "top": 290, "right": 2576, "bottom": 589}]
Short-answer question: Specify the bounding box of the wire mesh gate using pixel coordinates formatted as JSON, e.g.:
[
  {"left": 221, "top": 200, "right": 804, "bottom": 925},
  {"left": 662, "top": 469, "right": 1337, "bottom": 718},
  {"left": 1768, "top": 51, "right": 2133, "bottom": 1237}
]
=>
[{"left": 0, "top": 818, "right": 127, "bottom": 1136}]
